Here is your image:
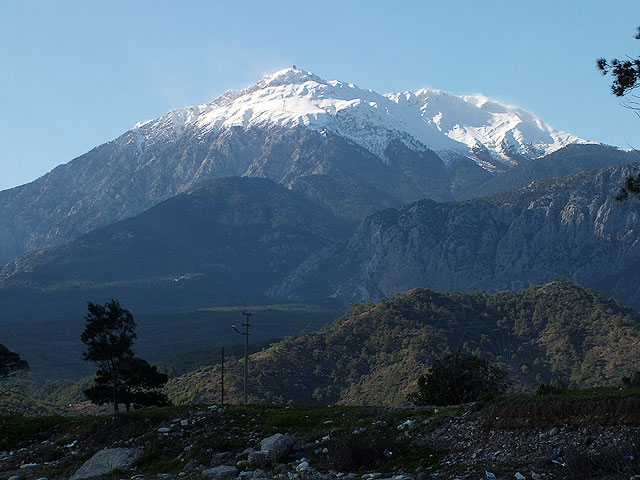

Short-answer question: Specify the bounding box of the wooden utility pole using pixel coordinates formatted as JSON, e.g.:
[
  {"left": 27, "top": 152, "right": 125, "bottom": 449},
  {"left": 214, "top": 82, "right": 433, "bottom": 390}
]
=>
[
  {"left": 232, "top": 311, "right": 252, "bottom": 405},
  {"left": 241, "top": 311, "right": 251, "bottom": 404},
  {"left": 220, "top": 347, "right": 224, "bottom": 406}
]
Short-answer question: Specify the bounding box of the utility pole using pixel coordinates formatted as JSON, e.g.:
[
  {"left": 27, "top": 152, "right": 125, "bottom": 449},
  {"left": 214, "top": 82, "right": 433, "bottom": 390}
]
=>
[
  {"left": 241, "top": 311, "right": 251, "bottom": 404},
  {"left": 232, "top": 311, "right": 252, "bottom": 404},
  {"left": 220, "top": 347, "right": 224, "bottom": 406}
]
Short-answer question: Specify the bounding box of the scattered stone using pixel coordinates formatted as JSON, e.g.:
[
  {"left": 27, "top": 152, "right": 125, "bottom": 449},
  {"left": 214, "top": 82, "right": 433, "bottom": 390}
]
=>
[
  {"left": 397, "top": 419, "right": 415, "bottom": 430},
  {"left": 202, "top": 465, "right": 239, "bottom": 480},
  {"left": 247, "top": 450, "right": 269, "bottom": 467},
  {"left": 260, "top": 433, "right": 296, "bottom": 462},
  {"left": 548, "top": 427, "right": 559, "bottom": 436},
  {"left": 237, "top": 447, "right": 255, "bottom": 459},
  {"left": 70, "top": 448, "right": 143, "bottom": 480},
  {"left": 158, "top": 427, "right": 171, "bottom": 433},
  {"left": 296, "top": 459, "right": 309, "bottom": 471},
  {"left": 210, "top": 452, "right": 233, "bottom": 466},
  {"left": 239, "top": 470, "right": 254, "bottom": 480},
  {"left": 8, "top": 476, "right": 22, "bottom": 480}
]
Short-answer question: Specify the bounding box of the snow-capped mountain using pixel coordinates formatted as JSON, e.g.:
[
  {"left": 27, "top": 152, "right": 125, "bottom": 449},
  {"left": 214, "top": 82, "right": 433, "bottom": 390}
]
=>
[
  {"left": 387, "top": 88, "right": 588, "bottom": 166},
  {"left": 0, "top": 68, "right": 625, "bottom": 265},
  {"left": 133, "top": 67, "right": 589, "bottom": 168}
]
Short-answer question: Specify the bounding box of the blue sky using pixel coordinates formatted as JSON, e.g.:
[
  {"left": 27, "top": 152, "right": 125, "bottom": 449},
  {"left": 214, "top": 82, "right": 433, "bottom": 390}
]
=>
[{"left": 1, "top": 1, "right": 639, "bottom": 191}]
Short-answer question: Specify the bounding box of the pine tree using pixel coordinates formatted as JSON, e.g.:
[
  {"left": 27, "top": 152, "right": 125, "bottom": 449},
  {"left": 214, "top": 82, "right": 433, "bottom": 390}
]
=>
[
  {"left": 597, "top": 26, "right": 640, "bottom": 200},
  {"left": 0, "top": 344, "right": 29, "bottom": 396},
  {"left": 408, "top": 351, "right": 506, "bottom": 406},
  {"left": 81, "top": 299, "right": 168, "bottom": 411},
  {"left": 597, "top": 26, "right": 640, "bottom": 102}
]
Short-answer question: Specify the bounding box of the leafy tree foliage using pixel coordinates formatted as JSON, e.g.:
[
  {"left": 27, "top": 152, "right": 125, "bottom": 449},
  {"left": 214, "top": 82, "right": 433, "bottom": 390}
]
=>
[
  {"left": 0, "top": 344, "right": 29, "bottom": 380},
  {"left": 615, "top": 173, "right": 640, "bottom": 201},
  {"left": 84, "top": 357, "right": 169, "bottom": 410},
  {"left": 598, "top": 26, "right": 640, "bottom": 200},
  {"left": 0, "top": 344, "right": 29, "bottom": 397},
  {"left": 622, "top": 371, "right": 640, "bottom": 389},
  {"left": 597, "top": 26, "right": 640, "bottom": 101},
  {"left": 408, "top": 351, "right": 506, "bottom": 406},
  {"left": 81, "top": 299, "right": 168, "bottom": 411}
]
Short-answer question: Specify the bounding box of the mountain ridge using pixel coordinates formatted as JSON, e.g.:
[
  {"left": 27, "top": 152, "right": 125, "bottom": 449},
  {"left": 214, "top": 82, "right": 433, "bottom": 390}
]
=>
[
  {"left": 0, "top": 68, "right": 612, "bottom": 265},
  {"left": 4, "top": 163, "right": 640, "bottom": 381},
  {"left": 271, "top": 162, "right": 640, "bottom": 308},
  {"left": 132, "top": 67, "right": 592, "bottom": 165}
]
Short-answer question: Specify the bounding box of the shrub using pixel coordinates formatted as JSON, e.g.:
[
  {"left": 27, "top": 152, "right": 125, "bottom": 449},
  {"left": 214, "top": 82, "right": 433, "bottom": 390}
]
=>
[
  {"left": 535, "top": 381, "right": 566, "bottom": 395},
  {"left": 326, "top": 433, "right": 399, "bottom": 471},
  {"left": 408, "top": 351, "right": 506, "bottom": 406},
  {"left": 622, "top": 371, "right": 640, "bottom": 389}
]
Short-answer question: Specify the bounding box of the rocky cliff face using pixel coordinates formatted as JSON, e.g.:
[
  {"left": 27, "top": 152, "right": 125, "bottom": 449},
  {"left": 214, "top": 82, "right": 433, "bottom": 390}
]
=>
[
  {"left": 272, "top": 164, "right": 640, "bottom": 309},
  {"left": 0, "top": 125, "right": 468, "bottom": 265}
]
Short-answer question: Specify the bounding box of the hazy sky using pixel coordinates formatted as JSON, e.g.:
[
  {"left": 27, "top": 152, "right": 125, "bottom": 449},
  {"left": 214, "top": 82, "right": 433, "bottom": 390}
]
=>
[{"left": 1, "top": 1, "right": 639, "bottom": 191}]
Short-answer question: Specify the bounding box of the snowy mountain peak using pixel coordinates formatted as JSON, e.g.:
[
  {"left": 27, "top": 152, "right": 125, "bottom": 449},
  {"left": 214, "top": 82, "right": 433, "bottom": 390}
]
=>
[
  {"left": 387, "top": 88, "right": 591, "bottom": 162},
  {"left": 132, "top": 68, "right": 594, "bottom": 168},
  {"left": 257, "top": 67, "right": 325, "bottom": 88}
]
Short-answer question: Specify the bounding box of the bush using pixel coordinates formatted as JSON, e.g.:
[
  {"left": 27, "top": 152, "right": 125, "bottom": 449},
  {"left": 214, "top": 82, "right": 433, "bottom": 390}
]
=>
[
  {"left": 408, "top": 351, "right": 506, "bottom": 406},
  {"left": 326, "top": 433, "right": 399, "bottom": 471},
  {"left": 535, "top": 382, "right": 566, "bottom": 395},
  {"left": 622, "top": 371, "right": 640, "bottom": 389}
]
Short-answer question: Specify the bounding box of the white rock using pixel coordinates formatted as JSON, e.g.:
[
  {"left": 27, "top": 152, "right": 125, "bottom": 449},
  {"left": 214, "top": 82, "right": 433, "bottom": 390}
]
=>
[
  {"left": 70, "top": 448, "right": 143, "bottom": 480},
  {"left": 202, "top": 465, "right": 239, "bottom": 480},
  {"left": 260, "top": 433, "right": 296, "bottom": 462}
]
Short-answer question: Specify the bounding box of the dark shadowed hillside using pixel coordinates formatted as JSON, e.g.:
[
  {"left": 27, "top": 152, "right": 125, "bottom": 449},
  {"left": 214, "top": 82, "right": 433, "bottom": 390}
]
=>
[{"left": 0, "top": 177, "right": 347, "bottom": 378}]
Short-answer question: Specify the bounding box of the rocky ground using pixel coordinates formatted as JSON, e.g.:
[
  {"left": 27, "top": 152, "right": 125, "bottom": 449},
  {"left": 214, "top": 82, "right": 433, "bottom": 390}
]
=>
[{"left": 1, "top": 402, "right": 639, "bottom": 480}]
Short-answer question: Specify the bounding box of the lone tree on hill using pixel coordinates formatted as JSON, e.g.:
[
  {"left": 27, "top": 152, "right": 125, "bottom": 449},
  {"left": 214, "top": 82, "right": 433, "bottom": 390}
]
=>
[
  {"left": 408, "top": 351, "right": 506, "bottom": 406},
  {"left": 81, "top": 299, "right": 168, "bottom": 411},
  {"left": 597, "top": 26, "right": 640, "bottom": 200},
  {"left": 0, "top": 344, "right": 29, "bottom": 396}
]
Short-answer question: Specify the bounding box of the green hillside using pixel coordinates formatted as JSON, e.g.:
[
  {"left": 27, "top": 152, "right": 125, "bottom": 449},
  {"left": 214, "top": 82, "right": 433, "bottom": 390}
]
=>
[{"left": 166, "top": 281, "right": 640, "bottom": 406}]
